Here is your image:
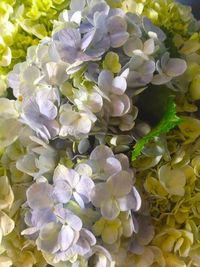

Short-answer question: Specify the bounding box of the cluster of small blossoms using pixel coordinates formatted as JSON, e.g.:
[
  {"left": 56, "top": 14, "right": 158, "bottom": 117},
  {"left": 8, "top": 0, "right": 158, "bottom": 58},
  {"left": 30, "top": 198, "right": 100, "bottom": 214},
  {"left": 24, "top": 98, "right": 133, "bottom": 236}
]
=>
[
  {"left": 1, "top": 0, "right": 197, "bottom": 267},
  {"left": 7, "top": 0, "right": 186, "bottom": 143},
  {"left": 20, "top": 145, "right": 140, "bottom": 266},
  {"left": 0, "top": 0, "right": 70, "bottom": 96}
]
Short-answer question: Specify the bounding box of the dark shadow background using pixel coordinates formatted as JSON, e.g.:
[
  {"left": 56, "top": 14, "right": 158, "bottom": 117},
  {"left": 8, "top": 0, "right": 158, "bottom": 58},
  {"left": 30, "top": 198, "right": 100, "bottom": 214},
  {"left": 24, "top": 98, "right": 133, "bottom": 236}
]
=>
[{"left": 177, "top": 0, "right": 200, "bottom": 19}]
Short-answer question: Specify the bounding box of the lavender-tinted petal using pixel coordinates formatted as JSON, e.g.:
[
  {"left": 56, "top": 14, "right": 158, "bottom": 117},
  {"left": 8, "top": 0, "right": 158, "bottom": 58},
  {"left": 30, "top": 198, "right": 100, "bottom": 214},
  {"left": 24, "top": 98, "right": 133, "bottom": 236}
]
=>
[
  {"left": 26, "top": 182, "right": 54, "bottom": 210},
  {"left": 58, "top": 225, "right": 75, "bottom": 252}
]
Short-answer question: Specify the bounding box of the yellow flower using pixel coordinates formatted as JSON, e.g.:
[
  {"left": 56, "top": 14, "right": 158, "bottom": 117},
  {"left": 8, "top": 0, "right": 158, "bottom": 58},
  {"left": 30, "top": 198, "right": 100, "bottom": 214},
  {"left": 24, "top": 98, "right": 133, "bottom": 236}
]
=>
[
  {"left": 103, "top": 52, "right": 121, "bottom": 74},
  {"left": 0, "top": 256, "right": 12, "bottom": 267},
  {"left": 189, "top": 74, "right": 200, "bottom": 101},
  {"left": 1, "top": 231, "right": 46, "bottom": 267},
  {"left": 0, "top": 37, "right": 11, "bottom": 67},
  {"left": 191, "top": 156, "right": 200, "bottom": 177},
  {"left": 124, "top": 246, "right": 165, "bottom": 267},
  {"left": 0, "top": 211, "right": 14, "bottom": 241},
  {"left": 153, "top": 228, "right": 193, "bottom": 257},
  {"left": 0, "top": 176, "right": 14, "bottom": 210},
  {"left": 144, "top": 176, "right": 168, "bottom": 197},
  {"left": 92, "top": 217, "right": 122, "bottom": 244},
  {"left": 164, "top": 252, "right": 186, "bottom": 267},
  {"left": 158, "top": 165, "right": 186, "bottom": 196},
  {"left": 178, "top": 117, "right": 200, "bottom": 144}
]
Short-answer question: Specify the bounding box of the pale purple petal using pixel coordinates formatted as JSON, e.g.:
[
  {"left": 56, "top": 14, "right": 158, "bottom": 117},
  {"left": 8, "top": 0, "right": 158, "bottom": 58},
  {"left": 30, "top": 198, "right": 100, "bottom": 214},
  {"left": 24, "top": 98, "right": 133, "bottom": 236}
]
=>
[
  {"left": 143, "top": 17, "right": 166, "bottom": 42},
  {"left": 58, "top": 225, "right": 75, "bottom": 252},
  {"left": 81, "top": 228, "right": 96, "bottom": 246},
  {"left": 31, "top": 208, "right": 56, "bottom": 227},
  {"left": 75, "top": 229, "right": 96, "bottom": 255},
  {"left": 63, "top": 169, "right": 80, "bottom": 188},
  {"left": 66, "top": 210, "right": 83, "bottom": 231},
  {"left": 26, "top": 182, "right": 54, "bottom": 209},
  {"left": 91, "top": 183, "right": 110, "bottom": 207},
  {"left": 110, "top": 32, "right": 129, "bottom": 48},
  {"left": 73, "top": 191, "right": 85, "bottom": 208},
  {"left": 37, "top": 99, "right": 57, "bottom": 120},
  {"left": 103, "top": 157, "right": 122, "bottom": 176},
  {"left": 76, "top": 176, "right": 95, "bottom": 201},
  {"left": 108, "top": 171, "right": 132, "bottom": 197},
  {"left": 152, "top": 73, "right": 171, "bottom": 85},
  {"left": 58, "top": 28, "right": 81, "bottom": 48},
  {"left": 98, "top": 70, "right": 113, "bottom": 93},
  {"left": 90, "top": 145, "right": 114, "bottom": 162},
  {"left": 54, "top": 205, "right": 82, "bottom": 231},
  {"left": 53, "top": 180, "right": 72, "bottom": 203},
  {"left": 107, "top": 16, "right": 129, "bottom": 47},
  {"left": 123, "top": 37, "right": 143, "bottom": 57},
  {"left": 164, "top": 58, "right": 187, "bottom": 77},
  {"left": 70, "top": 0, "right": 85, "bottom": 11},
  {"left": 36, "top": 222, "right": 60, "bottom": 253}
]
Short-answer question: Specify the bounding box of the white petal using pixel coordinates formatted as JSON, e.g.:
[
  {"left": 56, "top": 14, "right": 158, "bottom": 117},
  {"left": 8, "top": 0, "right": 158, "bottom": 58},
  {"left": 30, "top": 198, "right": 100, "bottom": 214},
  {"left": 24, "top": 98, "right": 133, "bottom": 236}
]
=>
[
  {"left": 0, "top": 211, "right": 14, "bottom": 236},
  {"left": 117, "top": 191, "right": 141, "bottom": 211},
  {"left": 112, "top": 76, "right": 127, "bottom": 95},
  {"left": 75, "top": 163, "right": 93, "bottom": 177},
  {"left": 101, "top": 199, "right": 120, "bottom": 220},
  {"left": 21, "top": 227, "right": 38, "bottom": 236},
  {"left": 16, "top": 153, "right": 37, "bottom": 176},
  {"left": 77, "top": 115, "right": 92, "bottom": 134},
  {"left": 23, "top": 66, "right": 40, "bottom": 83},
  {"left": 123, "top": 37, "right": 143, "bottom": 57},
  {"left": 53, "top": 164, "right": 69, "bottom": 182},
  {"left": 111, "top": 99, "right": 125, "bottom": 117},
  {"left": 143, "top": 38, "right": 155, "bottom": 55}
]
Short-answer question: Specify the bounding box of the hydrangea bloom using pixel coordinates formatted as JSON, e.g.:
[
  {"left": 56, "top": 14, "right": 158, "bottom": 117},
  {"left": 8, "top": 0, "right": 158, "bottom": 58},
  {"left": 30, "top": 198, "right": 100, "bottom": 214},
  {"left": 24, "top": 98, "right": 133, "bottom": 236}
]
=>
[
  {"left": 0, "top": 0, "right": 69, "bottom": 96},
  {"left": 2, "top": 0, "right": 200, "bottom": 266},
  {"left": 20, "top": 145, "right": 141, "bottom": 265}
]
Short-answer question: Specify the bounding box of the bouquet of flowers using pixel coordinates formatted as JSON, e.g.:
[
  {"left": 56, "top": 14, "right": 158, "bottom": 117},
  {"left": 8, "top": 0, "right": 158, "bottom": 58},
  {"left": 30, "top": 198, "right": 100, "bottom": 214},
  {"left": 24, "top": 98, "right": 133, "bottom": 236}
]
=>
[{"left": 1, "top": 0, "right": 200, "bottom": 266}]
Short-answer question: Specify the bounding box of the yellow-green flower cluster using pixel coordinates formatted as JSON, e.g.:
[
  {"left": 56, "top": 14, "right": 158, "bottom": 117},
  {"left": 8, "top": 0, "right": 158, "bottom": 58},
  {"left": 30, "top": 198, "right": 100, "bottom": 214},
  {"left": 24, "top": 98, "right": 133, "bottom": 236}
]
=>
[
  {"left": 130, "top": 12, "right": 200, "bottom": 267},
  {"left": 0, "top": 139, "right": 48, "bottom": 267},
  {"left": 131, "top": 117, "right": 200, "bottom": 266},
  {"left": 0, "top": 0, "right": 69, "bottom": 95}
]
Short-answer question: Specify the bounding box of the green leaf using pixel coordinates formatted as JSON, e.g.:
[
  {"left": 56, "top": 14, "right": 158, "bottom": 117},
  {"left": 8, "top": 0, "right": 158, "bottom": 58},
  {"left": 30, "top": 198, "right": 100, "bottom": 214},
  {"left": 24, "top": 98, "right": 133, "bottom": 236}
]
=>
[{"left": 131, "top": 97, "right": 181, "bottom": 161}]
